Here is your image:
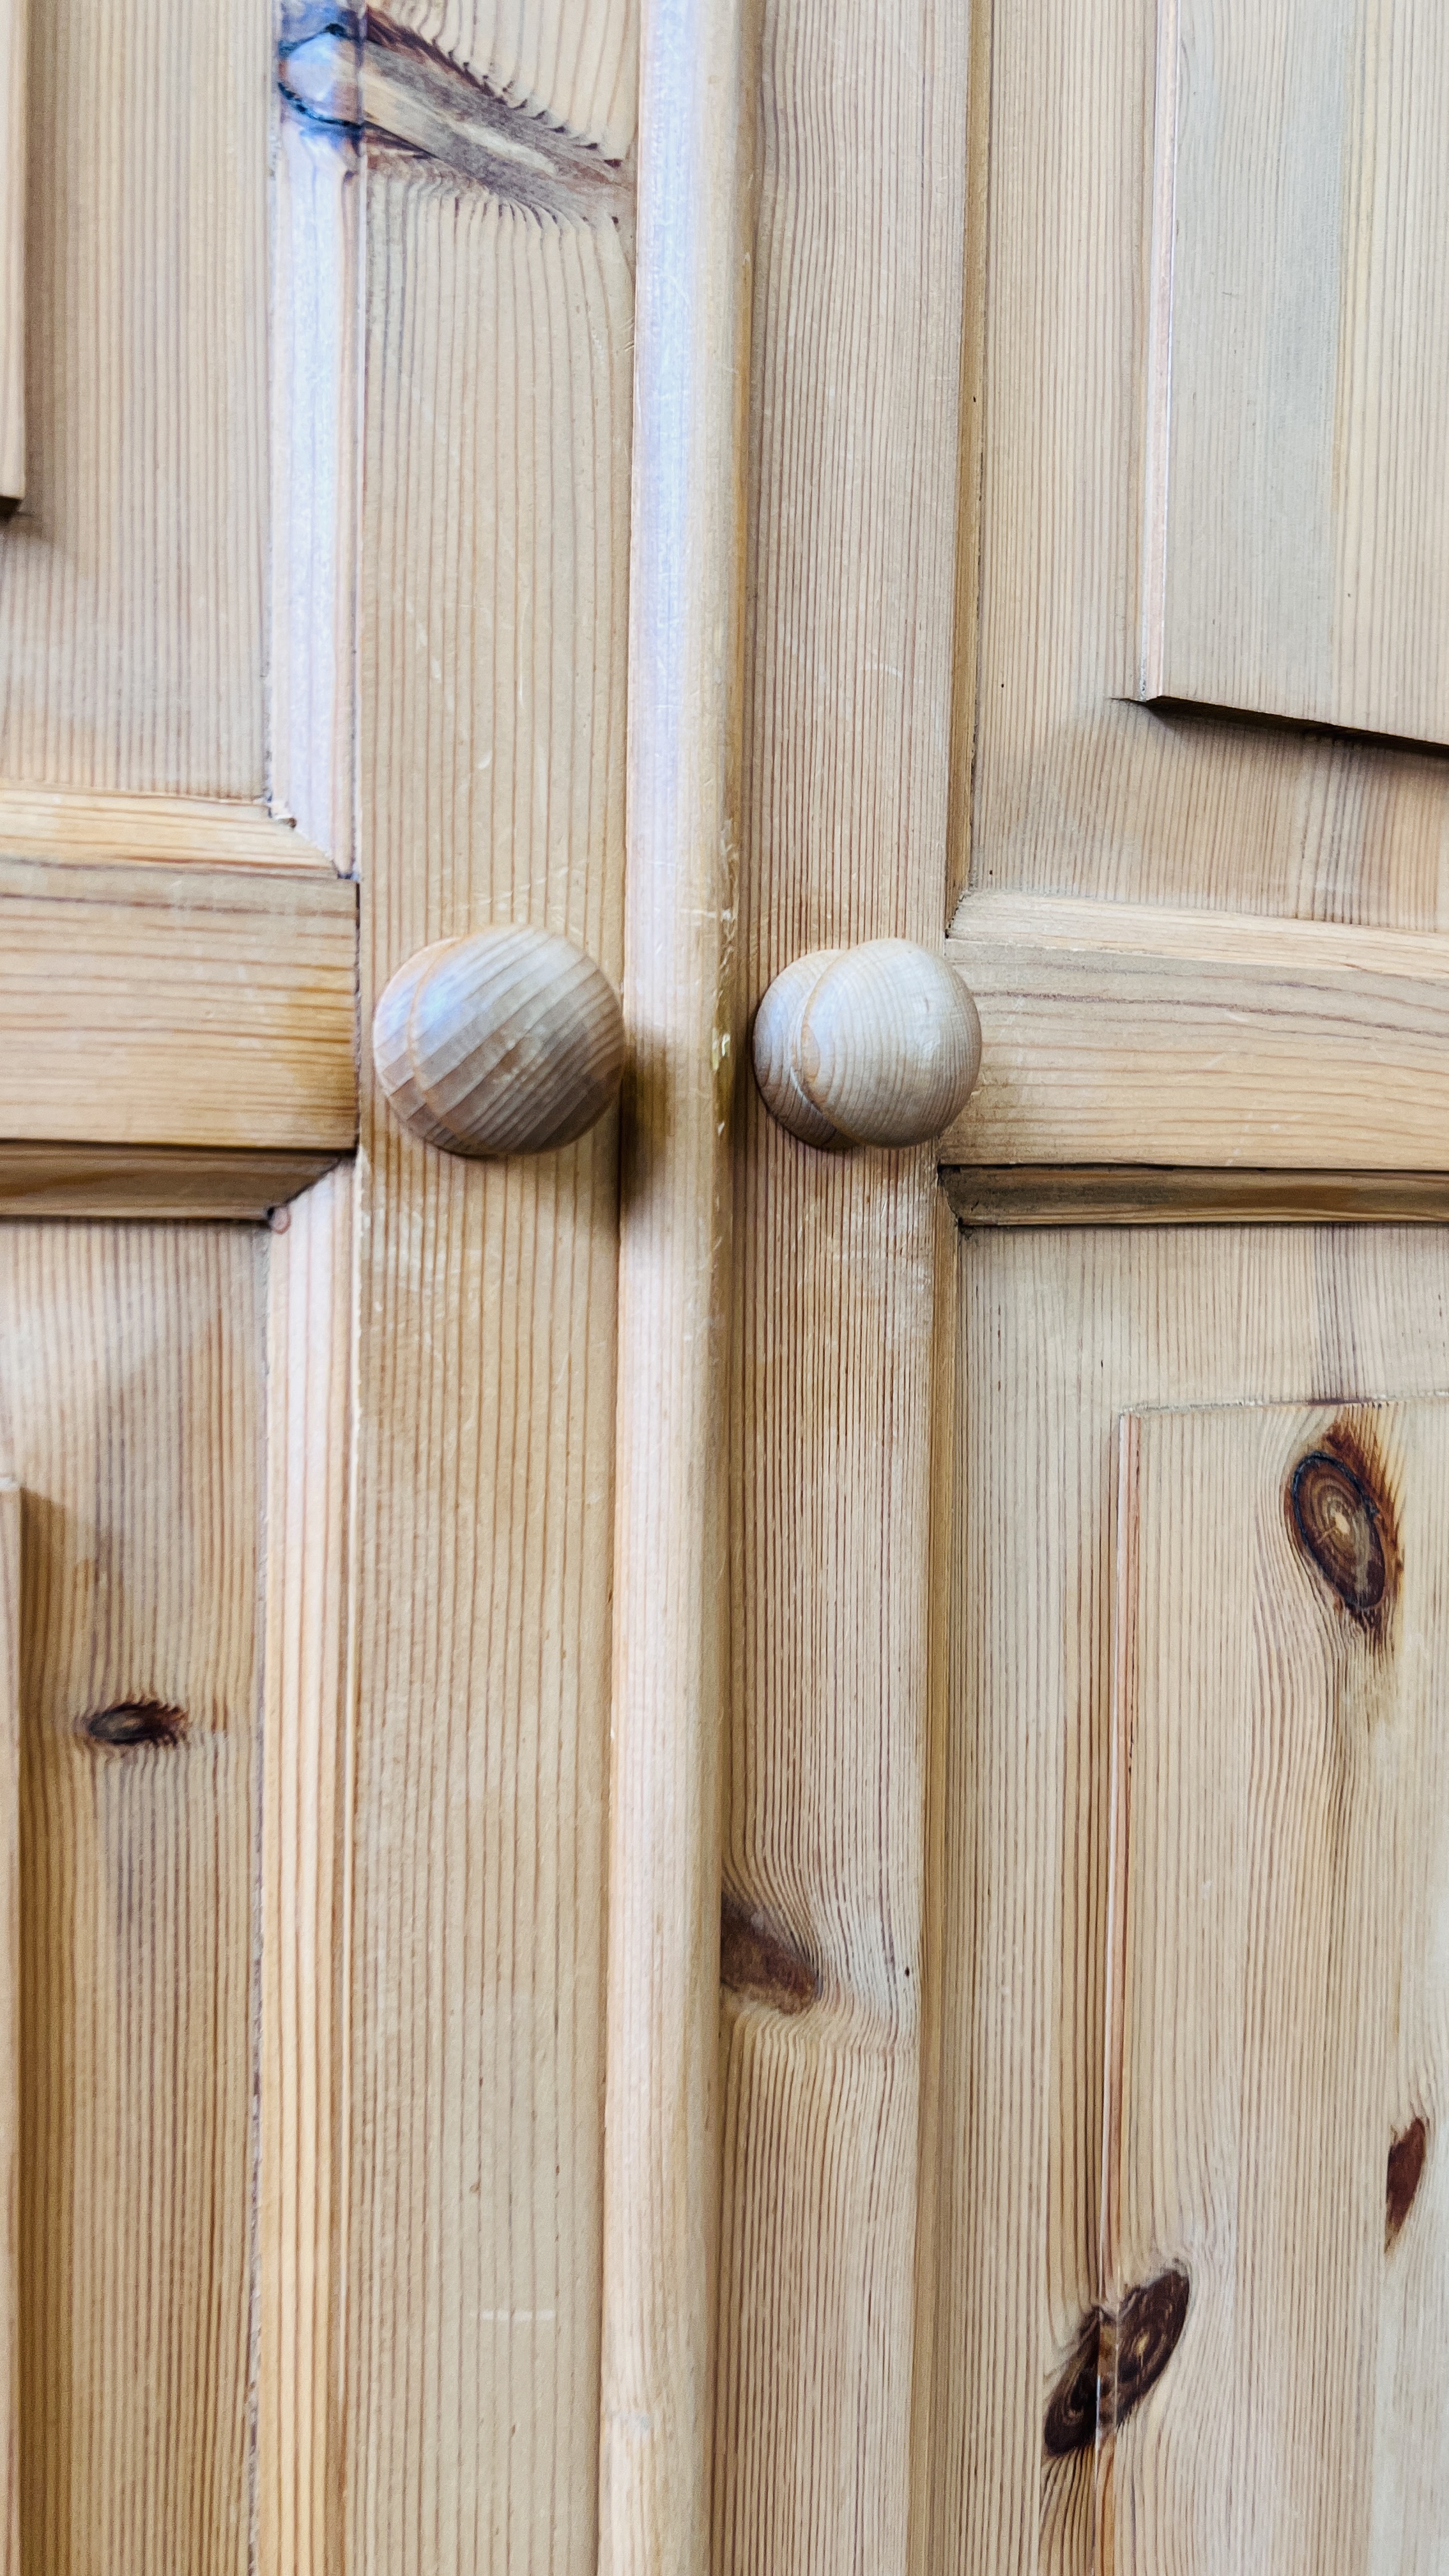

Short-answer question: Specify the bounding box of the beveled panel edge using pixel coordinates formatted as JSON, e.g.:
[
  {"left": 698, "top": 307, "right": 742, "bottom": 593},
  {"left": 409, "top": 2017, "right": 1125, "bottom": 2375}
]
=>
[
  {"left": 940, "top": 1166, "right": 1449, "bottom": 1229},
  {"left": 0, "top": 1142, "right": 346, "bottom": 1222}
]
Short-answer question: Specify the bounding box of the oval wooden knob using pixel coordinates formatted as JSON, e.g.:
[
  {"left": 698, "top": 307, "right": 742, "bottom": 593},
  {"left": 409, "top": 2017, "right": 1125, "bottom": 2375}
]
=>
[
  {"left": 751, "top": 938, "right": 982, "bottom": 1149},
  {"left": 373, "top": 926, "right": 625, "bottom": 1158}
]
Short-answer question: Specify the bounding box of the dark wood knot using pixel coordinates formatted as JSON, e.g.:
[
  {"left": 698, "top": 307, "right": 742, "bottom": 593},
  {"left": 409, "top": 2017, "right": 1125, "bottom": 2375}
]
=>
[
  {"left": 1290, "top": 1450, "right": 1386, "bottom": 1618},
  {"left": 720, "top": 1894, "right": 816, "bottom": 2014},
  {"left": 82, "top": 1699, "right": 188, "bottom": 1751},
  {"left": 1386, "top": 2117, "right": 1429, "bottom": 2250},
  {"left": 1044, "top": 2266, "right": 1190, "bottom": 2457}
]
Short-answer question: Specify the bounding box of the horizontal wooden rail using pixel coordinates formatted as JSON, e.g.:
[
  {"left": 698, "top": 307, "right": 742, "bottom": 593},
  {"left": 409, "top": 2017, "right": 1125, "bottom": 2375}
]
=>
[
  {"left": 942, "top": 893, "right": 1449, "bottom": 1174},
  {"left": 0, "top": 852, "right": 357, "bottom": 1215}
]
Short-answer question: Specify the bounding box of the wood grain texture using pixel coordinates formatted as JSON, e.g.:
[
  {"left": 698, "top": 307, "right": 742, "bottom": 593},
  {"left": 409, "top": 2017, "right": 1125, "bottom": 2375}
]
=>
[
  {"left": 963, "top": 0, "right": 1449, "bottom": 926},
  {"left": 942, "top": 1167, "right": 1449, "bottom": 1229},
  {"left": 0, "top": 1222, "right": 264, "bottom": 2576},
  {"left": 0, "top": 788, "right": 332, "bottom": 871},
  {"left": 920, "top": 1227, "right": 1449, "bottom": 2576},
  {"left": 343, "top": 117, "right": 632, "bottom": 2576},
  {"left": 1100, "top": 1397, "right": 1449, "bottom": 2570},
  {"left": 0, "top": 1144, "right": 340, "bottom": 1221},
  {"left": 0, "top": 0, "right": 268, "bottom": 793},
  {"left": 716, "top": 0, "right": 969, "bottom": 2568},
  {"left": 940, "top": 894, "right": 1449, "bottom": 1171},
  {"left": 0, "top": 855, "right": 356, "bottom": 1153},
  {"left": 259, "top": 1170, "right": 355, "bottom": 2576},
  {"left": 0, "top": 1480, "right": 16, "bottom": 2576},
  {"left": 599, "top": 0, "right": 752, "bottom": 2563},
  {"left": 0, "top": 0, "right": 24, "bottom": 503},
  {"left": 1140, "top": 0, "right": 1449, "bottom": 747}
]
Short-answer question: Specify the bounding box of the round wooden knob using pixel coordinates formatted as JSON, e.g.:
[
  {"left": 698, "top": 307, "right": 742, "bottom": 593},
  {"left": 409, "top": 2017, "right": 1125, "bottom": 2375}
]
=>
[
  {"left": 373, "top": 926, "right": 625, "bottom": 1158},
  {"left": 751, "top": 938, "right": 981, "bottom": 1149}
]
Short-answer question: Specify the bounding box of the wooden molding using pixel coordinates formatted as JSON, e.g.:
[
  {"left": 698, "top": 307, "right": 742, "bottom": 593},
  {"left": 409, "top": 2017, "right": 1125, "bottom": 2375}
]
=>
[
  {"left": 943, "top": 1166, "right": 1449, "bottom": 1229},
  {"left": 0, "top": 787, "right": 334, "bottom": 871},
  {"left": 600, "top": 0, "right": 753, "bottom": 2561},
  {"left": 0, "top": 1144, "right": 342, "bottom": 1222},
  {"left": 942, "top": 892, "right": 1449, "bottom": 1172},
  {"left": 0, "top": 854, "right": 358, "bottom": 1193}
]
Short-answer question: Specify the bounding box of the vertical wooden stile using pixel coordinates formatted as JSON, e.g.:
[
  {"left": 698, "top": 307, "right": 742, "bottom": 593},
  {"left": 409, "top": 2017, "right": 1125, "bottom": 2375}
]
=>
[
  {"left": 0, "top": 1480, "right": 16, "bottom": 2576},
  {"left": 259, "top": 1173, "right": 355, "bottom": 2576},
  {"left": 599, "top": 0, "right": 755, "bottom": 2566},
  {"left": 0, "top": 0, "right": 24, "bottom": 507},
  {"left": 714, "top": 4, "right": 970, "bottom": 2572},
  {"left": 342, "top": 17, "right": 637, "bottom": 2566}
]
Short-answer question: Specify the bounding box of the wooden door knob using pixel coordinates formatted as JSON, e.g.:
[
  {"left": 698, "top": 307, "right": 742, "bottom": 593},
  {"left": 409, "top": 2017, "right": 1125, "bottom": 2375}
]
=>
[
  {"left": 373, "top": 927, "right": 625, "bottom": 1158},
  {"left": 752, "top": 938, "right": 982, "bottom": 1149}
]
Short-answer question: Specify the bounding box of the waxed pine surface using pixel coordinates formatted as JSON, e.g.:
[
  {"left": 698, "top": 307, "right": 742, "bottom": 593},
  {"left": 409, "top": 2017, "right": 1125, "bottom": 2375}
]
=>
[
  {"left": 0, "top": 1222, "right": 264, "bottom": 2576},
  {"left": 922, "top": 1225, "right": 1449, "bottom": 2574}
]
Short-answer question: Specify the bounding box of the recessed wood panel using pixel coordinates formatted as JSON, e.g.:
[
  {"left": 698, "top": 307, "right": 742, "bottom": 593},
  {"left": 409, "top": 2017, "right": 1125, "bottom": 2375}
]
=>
[
  {"left": 0, "top": 1223, "right": 264, "bottom": 2576},
  {"left": 1102, "top": 1397, "right": 1449, "bottom": 2570},
  {"left": 0, "top": 0, "right": 268, "bottom": 793},
  {"left": 1140, "top": 0, "right": 1449, "bottom": 747},
  {"left": 921, "top": 1227, "right": 1449, "bottom": 2576},
  {"left": 965, "top": 0, "right": 1449, "bottom": 926}
]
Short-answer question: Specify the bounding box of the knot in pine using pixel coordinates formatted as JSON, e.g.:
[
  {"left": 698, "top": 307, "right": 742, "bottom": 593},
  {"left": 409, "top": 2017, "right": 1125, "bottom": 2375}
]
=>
[
  {"left": 1386, "top": 2116, "right": 1429, "bottom": 2250},
  {"left": 1043, "top": 2267, "right": 1190, "bottom": 2458},
  {"left": 1291, "top": 1450, "right": 1386, "bottom": 1616},
  {"left": 83, "top": 1699, "right": 187, "bottom": 1751}
]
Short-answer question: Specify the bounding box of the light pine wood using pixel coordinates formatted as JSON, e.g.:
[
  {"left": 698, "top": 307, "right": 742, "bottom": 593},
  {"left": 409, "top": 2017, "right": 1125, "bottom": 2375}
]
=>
[
  {"left": 940, "top": 894, "right": 1449, "bottom": 1172},
  {"left": 0, "top": 1222, "right": 264, "bottom": 2576},
  {"left": 0, "top": 0, "right": 268, "bottom": 794},
  {"left": 1100, "top": 1397, "right": 1449, "bottom": 2572},
  {"left": 0, "top": 854, "right": 356, "bottom": 1154},
  {"left": 963, "top": 0, "right": 1449, "bottom": 927},
  {"left": 716, "top": 0, "right": 969, "bottom": 2567},
  {"left": 0, "top": 0, "right": 23, "bottom": 505},
  {"left": 0, "top": 787, "right": 331, "bottom": 871},
  {"left": 599, "top": 0, "right": 752, "bottom": 2564},
  {"left": 0, "top": 1479, "right": 16, "bottom": 2576},
  {"left": 343, "top": 72, "right": 634, "bottom": 2576},
  {"left": 374, "top": 927, "right": 624, "bottom": 1158},
  {"left": 942, "top": 1167, "right": 1449, "bottom": 1229},
  {"left": 1140, "top": 0, "right": 1449, "bottom": 746},
  {"left": 753, "top": 942, "right": 981, "bottom": 1151},
  {"left": 919, "top": 1227, "right": 1449, "bottom": 2576},
  {"left": 259, "top": 1170, "right": 355, "bottom": 2576}
]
